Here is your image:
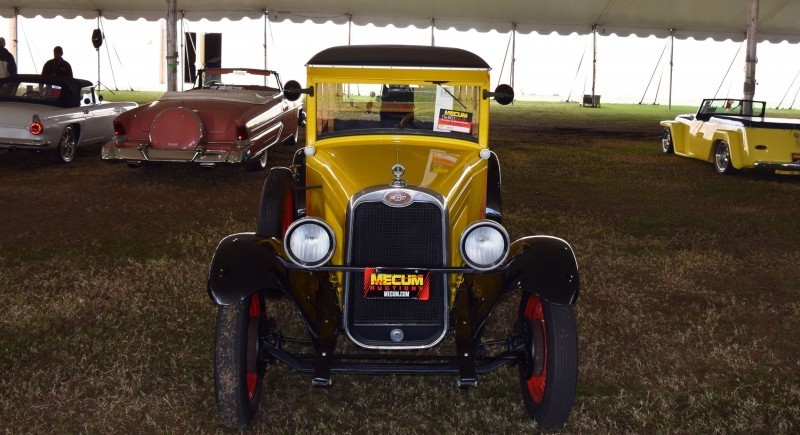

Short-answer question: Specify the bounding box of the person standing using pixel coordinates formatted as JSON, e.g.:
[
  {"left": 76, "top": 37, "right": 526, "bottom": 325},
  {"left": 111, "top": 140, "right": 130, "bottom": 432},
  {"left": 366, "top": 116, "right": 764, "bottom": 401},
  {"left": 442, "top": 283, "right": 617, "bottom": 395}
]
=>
[
  {"left": 0, "top": 37, "right": 17, "bottom": 78},
  {"left": 41, "top": 46, "right": 73, "bottom": 78}
]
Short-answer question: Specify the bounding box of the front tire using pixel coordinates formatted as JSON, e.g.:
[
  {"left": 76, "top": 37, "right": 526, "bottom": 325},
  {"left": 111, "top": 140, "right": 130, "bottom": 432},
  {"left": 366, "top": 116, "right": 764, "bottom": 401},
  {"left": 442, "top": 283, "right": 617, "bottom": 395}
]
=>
[
  {"left": 661, "top": 127, "right": 674, "bottom": 154},
  {"left": 53, "top": 126, "right": 77, "bottom": 163},
  {"left": 257, "top": 167, "right": 295, "bottom": 237},
  {"left": 518, "top": 292, "right": 578, "bottom": 429},
  {"left": 713, "top": 140, "right": 734, "bottom": 174},
  {"left": 214, "top": 292, "right": 267, "bottom": 428}
]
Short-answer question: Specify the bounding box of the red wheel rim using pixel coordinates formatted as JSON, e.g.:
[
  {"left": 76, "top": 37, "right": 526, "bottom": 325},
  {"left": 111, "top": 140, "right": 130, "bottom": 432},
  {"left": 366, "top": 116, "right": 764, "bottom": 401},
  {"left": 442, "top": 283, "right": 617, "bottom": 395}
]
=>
[
  {"left": 246, "top": 293, "right": 261, "bottom": 402},
  {"left": 524, "top": 295, "right": 547, "bottom": 404},
  {"left": 280, "top": 190, "right": 293, "bottom": 237}
]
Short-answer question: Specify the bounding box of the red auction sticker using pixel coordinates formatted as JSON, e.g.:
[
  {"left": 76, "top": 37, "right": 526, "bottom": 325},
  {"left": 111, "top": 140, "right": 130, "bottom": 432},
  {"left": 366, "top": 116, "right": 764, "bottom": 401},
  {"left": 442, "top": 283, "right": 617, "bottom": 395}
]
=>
[{"left": 363, "top": 268, "right": 430, "bottom": 300}]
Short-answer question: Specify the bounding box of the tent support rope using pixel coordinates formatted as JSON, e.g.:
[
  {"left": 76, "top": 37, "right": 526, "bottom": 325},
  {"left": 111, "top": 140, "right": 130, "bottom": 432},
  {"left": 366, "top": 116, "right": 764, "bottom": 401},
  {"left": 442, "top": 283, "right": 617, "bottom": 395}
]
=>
[{"left": 638, "top": 37, "right": 669, "bottom": 104}]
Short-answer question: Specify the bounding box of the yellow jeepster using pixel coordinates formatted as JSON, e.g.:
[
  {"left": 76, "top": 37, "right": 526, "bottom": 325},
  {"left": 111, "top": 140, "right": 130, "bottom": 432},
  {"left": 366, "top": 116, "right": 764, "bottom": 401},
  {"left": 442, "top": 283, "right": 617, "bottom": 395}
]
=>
[
  {"left": 661, "top": 99, "right": 800, "bottom": 175},
  {"left": 207, "top": 45, "right": 580, "bottom": 429}
]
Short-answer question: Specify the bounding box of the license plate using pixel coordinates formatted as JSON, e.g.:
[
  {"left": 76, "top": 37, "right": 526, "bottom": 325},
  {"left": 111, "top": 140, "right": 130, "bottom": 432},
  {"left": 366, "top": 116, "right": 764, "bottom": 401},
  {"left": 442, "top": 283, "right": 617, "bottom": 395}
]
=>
[{"left": 363, "top": 267, "right": 430, "bottom": 300}]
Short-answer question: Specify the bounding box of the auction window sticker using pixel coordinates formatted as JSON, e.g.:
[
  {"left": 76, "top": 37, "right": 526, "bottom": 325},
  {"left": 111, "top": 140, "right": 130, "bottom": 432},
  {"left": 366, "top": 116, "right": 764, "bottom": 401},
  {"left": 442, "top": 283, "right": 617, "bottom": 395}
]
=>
[
  {"left": 433, "top": 85, "right": 473, "bottom": 134},
  {"left": 436, "top": 109, "right": 473, "bottom": 134}
]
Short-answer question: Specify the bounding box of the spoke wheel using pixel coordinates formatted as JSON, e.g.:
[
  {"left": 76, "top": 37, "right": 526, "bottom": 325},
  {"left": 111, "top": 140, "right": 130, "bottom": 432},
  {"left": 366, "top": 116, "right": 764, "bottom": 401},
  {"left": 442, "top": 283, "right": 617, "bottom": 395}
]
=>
[
  {"left": 247, "top": 148, "right": 269, "bottom": 171},
  {"left": 518, "top": 293, "right": 578, "bottom": 429},
  {"left": 661, "top": 127, "right": 674, "bottom": 154},
  {"left": 214, "top": 292, "right": 267, "bottom": 428},
  {"left": 259, "top": 148, "right": 269, "bottom": 168},
  {"left": 284, "top": 110, "right": 303, "bottom": 145},
  {"left": 54, "top": 126, "right": 77, "bottom": 163},
  {"left": 714, "top": 140, "right": 734, "bottom": 174},
  {"left": 257, "top": 168, "right": 295, "bottom": 238}
]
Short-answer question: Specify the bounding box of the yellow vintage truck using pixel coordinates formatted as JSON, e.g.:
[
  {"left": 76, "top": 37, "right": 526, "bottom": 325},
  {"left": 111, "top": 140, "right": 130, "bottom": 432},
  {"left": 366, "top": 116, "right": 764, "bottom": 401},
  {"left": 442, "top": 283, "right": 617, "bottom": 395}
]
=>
[{"left": 207, "top": 45, "right": 580, "bottom": 429}]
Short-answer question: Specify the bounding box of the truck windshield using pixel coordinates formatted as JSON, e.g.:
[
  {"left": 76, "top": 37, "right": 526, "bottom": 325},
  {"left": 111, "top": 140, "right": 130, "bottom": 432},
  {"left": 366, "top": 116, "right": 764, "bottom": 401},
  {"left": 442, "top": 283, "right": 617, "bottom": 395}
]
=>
[{"left": 315, "top": 82, "right": 481, "bottom": 141}]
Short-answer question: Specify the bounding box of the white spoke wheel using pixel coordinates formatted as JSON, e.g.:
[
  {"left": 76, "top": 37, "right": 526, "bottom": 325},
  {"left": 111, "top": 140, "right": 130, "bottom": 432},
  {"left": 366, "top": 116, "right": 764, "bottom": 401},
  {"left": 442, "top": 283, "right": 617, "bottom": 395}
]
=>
[
  {"left": 284, "top": 111, "right": 303, "bottom": 145},
  {"left": 214, "top": 292, "right": 267, "bottom": 428},
  {"left": 247, "top": 148, "right": 269, "bottom": 171},
  {"left": 54, "top": 126, "right": 77, "bottom": 163},
  {"left": 714, "top": 140, "right": 734, "bottom": 174},
  {"left": 661, "top": 127, "right": 674, "bottom": 154},
  {"left": 518, "top": 293, "right": 578, "bottom": 429}
]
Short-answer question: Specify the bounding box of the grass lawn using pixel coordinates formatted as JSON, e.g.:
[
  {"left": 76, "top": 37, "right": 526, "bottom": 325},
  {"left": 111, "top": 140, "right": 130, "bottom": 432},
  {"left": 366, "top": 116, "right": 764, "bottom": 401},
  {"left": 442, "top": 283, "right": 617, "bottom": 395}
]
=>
[{"left": 0, "top": 99, "right": 798, "bottom": 433}]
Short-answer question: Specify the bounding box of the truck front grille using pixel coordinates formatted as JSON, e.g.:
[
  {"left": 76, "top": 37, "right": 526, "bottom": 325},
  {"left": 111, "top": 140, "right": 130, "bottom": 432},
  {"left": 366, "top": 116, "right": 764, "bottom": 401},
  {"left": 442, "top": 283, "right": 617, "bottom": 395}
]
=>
[{"left": 344, "top": 198, "right": 447, "bottom": 348}]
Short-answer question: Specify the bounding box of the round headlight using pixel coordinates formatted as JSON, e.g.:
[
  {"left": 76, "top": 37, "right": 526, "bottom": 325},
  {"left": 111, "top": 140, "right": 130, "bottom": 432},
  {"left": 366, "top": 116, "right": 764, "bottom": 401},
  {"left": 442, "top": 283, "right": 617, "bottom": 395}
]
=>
[
  {"left": 283, "top": 218, "right": 335, "bottom": 267},
  {"left": 459, "top": 220, "right": 510, "bottom": 271}
]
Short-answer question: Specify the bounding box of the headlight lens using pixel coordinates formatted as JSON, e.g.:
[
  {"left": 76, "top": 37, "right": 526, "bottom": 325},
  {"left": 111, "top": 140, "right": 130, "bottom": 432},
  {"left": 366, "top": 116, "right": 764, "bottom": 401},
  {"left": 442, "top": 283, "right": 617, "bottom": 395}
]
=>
[
  {"left": 459, "top": 220, "right": 510, "bottom": 270},
  {"left": 284, "top": 218, "right": 335, "bottom": 267}
]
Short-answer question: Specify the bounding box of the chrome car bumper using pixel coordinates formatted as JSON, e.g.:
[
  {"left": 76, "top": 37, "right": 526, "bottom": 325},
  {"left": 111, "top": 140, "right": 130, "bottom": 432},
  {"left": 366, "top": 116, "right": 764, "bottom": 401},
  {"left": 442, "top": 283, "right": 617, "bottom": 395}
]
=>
[
  {"left": 0, "top": 139, "right": 52, "bottom": 149},
  {"left": 102, "top": 143, "right": 250, "bottom": 165},
  {"left": 753, "top": 161, "right": 800, "bottom": 173}
]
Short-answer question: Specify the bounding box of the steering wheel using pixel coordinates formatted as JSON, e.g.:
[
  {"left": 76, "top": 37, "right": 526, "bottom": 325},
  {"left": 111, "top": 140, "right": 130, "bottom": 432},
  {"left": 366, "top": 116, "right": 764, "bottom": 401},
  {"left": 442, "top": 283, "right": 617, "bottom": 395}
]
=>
[
  {"left": 203, "top": 80, "right": 224, "bottom": 89},
  {"left": 22, "top": 91, "right": 39, "bottom": 98},
  {"left": 396, "top": 112, "right": 417, "bottom": 129}
]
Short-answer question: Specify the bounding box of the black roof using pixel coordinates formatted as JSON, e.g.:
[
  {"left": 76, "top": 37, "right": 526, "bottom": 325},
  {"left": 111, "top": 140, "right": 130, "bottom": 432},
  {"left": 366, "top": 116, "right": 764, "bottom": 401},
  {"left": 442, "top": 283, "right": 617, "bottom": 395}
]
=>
[
  {"left": 0, "top": 74, "right": 94, "bottom": 108},
  {"left": 5, "top": 74, "right": 93, "bottom": 89},
  {"left": 307, "top": 45, "right": 491, "bottom": 69}
]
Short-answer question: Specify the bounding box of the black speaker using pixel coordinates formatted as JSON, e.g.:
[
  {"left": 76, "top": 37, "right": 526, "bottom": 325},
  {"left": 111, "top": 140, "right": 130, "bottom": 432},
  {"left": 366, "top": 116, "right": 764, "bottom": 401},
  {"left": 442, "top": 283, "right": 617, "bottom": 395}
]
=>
[{"left": 92, "top": 28, "right": 103, "bottom": 49}]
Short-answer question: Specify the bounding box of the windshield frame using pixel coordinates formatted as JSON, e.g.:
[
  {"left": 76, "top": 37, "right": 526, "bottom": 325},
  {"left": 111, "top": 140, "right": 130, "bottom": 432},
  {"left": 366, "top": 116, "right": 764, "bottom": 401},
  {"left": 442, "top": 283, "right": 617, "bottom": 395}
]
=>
[
  {"left": 313, "top": 80, "right": 484, "bottom": 143},
  {"left": 306, "top": 66, "right": 492, "bottom": 147}
]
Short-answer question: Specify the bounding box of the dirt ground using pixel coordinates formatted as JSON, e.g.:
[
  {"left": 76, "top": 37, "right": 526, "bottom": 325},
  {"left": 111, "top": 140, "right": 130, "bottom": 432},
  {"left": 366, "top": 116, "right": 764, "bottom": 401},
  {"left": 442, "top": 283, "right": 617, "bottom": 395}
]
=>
[
  {"left": 0, "top": 139, "right": 300, "bottom": 260},
  {"left": 2, "top": 103, "right": 799, "bottom": 433}
]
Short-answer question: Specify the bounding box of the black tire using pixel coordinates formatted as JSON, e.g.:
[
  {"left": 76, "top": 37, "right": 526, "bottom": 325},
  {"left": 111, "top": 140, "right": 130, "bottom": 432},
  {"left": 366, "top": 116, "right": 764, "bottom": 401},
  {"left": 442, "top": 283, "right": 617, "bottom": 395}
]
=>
[
  {"left": 518, "top": 292, "right": 578, "bottom": 429},
  {"left": 214, "top": 292, "right": 267, "bottom": 428},
  {"left": 257, "top": 167, "right": 295, "bottom": 237},
  {"left": 53, "top": 125, "right": 77, "bottom": 163},
  {"left": 713, "top": 140, "right": 735, "bottom": 174},
  {"left": 661, "top": 127, "right": 674, "bottom": 154}
]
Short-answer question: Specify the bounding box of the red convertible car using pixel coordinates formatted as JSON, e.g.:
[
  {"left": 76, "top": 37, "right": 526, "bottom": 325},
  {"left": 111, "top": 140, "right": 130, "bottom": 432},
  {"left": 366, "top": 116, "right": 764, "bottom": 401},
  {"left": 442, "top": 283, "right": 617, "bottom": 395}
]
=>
[{"left": 102, "top": 68, "right": 304, "bottom": 169}]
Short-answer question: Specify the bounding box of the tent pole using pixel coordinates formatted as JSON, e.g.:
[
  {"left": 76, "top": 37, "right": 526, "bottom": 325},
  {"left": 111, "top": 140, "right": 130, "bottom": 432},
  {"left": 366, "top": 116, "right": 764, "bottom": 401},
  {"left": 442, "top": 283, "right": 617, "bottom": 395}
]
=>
[
  {"left": 263, "top": 9, "right": 268, "bottom": 73},
  {"left": 669, "top": 28, "right": 674, "bottom": 110},
  {"left": 511, "top": 22, "right": 516, "bottom": 89},
  {"left": 166, "top": 0, "right": 178, "bottom": 92},
  {"left": 10, "top": 7, "right": 18, "bottom": 60},
  {"left": 180, "top": 11, "right": 184, "bottom": 91},
  {"left": 97, "top": 11, "right": 102, "bottom": 91},
  {"left": 431, "top": 18, "right": 435, "bottom": 47},
  {"left": 348, "top": 13, "right": 352, "bottom": 45},
  {"left": 743, "top": 0, "right": 759, "bottom": 102},
  {"left": 592, "top": 24, "right": 597, "bottom": 107}
]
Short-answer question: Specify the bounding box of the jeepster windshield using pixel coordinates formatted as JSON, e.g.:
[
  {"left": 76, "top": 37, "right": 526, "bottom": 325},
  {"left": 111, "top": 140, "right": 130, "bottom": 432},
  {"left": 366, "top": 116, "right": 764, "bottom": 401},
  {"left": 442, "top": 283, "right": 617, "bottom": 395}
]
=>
[
  {"left": 698, "top": 99, "right": 766, "bottom": 117},
  {"left": 315, "top": 82, "right": 482, "bottom": 141}
]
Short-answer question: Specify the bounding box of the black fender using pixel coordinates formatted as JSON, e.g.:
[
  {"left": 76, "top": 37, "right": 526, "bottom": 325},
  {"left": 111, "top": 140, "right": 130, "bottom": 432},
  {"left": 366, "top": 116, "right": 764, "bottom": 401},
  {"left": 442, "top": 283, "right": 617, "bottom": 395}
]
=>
[
  {"left": 291, "top": 148, "right": 307, "bottom": 217},
  {"left": 486, "top": 151, "right": 502, "bottom": 223},
  {"left": 207, "top": 232, "right": 287, "bottom": 305},
  {"left": 502, "top": 236, "right": 580, "bottom": 305}
]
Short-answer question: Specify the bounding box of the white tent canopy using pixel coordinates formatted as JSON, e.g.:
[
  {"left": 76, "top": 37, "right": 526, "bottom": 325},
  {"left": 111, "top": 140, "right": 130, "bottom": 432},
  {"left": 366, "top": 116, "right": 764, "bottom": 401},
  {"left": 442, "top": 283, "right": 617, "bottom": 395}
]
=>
[{"left": 2, "top": 0, "right": 800, "bottom": 42}]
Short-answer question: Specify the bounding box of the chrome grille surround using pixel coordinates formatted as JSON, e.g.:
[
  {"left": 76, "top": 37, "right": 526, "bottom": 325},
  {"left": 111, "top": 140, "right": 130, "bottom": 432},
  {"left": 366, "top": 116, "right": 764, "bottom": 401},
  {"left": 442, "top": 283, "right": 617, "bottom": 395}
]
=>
[{"left": 343, "top": 186, "right": 449, "bottom": 349}]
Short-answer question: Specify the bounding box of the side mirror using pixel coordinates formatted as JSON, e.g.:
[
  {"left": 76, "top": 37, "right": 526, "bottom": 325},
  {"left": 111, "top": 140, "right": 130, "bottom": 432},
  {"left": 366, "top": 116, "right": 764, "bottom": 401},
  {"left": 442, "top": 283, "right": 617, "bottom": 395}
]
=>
[
  {"left": 98, "top": 95, "right": 104, "bottom": 102},
  {"left": 482, "top": 84, "right": 514, "bottom": 105},
  {"left": 284, "top": 80, "right": 314, "bottom": 101}
]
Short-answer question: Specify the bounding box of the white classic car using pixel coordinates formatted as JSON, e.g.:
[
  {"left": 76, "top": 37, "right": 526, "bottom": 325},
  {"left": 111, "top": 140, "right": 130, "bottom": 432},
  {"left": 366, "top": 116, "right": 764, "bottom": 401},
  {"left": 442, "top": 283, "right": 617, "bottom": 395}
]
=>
[{"left": 0, "top": 74, "right": 137, "bottom": 163}]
